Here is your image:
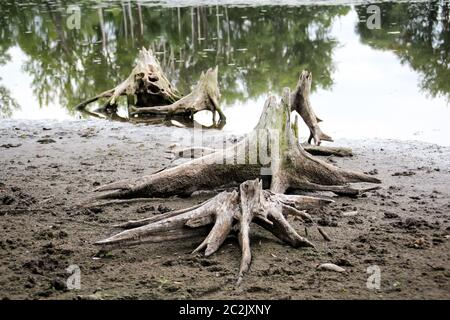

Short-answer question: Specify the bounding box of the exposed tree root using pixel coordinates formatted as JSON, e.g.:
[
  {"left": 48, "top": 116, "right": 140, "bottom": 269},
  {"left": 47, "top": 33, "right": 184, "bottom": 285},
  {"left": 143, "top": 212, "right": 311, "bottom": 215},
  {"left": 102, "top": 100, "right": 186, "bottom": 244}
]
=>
[
  {"left": 96, "top": 179, "right": 333, "bottom": 283},
  {"left": 74, "top": 88, "right": 117, "bottom": 112},
  {"left": 82, "top": 197, "right": 174, "bottom": 209},
  {"left": 169, "top": 143, "right": 353, "bottom": 161},
  {"left": 301, "top": 144, "right": 353, "bottom": 157}
]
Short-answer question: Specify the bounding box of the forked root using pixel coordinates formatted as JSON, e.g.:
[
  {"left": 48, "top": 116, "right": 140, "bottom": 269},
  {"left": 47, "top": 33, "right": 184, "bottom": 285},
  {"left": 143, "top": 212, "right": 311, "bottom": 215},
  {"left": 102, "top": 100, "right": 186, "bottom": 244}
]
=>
[
  {"left": 291, "top": 70, "right": 333, "bottom": 146},
  {"left": 95, "top": 179, "right": 333, "bottom": 283}
]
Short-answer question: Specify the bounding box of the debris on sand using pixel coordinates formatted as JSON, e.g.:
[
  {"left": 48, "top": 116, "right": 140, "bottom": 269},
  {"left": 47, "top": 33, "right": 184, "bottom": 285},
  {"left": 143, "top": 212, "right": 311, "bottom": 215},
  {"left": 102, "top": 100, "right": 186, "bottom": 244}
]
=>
[
  {"left": 392, "top": 171, "right": 415, "bottom": 177},
  {"left": 37, "top": 138, "right": 56, "bottom": 144},
  {"left": 342, "top": 211, "right": 358, "bottom": 217},
  {"left": 1, "top": 143, "right": 22, "bottom": 148},
  {"left": 316, "top": 263, "right": 346, "bottom": 273},
  {"left": 407, "top": 237, "right": 428, "bottom": 249}
]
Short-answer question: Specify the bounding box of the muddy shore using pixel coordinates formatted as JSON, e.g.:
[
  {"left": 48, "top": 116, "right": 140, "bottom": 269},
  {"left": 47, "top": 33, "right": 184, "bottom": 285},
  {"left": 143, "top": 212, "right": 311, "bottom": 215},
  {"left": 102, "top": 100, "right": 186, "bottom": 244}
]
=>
[{"left": 0, "top": 119, "right": 449, "bottom": 299}]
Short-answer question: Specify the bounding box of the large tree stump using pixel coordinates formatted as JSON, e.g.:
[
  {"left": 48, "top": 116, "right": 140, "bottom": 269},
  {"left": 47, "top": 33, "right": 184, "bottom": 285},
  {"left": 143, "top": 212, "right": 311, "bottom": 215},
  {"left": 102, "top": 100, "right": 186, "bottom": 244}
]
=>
[{"left": 92, "top": 88, "right": 379, "bottom": 200}]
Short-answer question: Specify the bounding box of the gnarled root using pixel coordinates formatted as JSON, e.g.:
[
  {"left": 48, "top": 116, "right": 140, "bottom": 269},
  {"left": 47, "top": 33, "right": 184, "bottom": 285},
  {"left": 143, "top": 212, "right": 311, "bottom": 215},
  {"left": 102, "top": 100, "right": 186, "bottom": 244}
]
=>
[
  {"left": 96, "top": 179, "right": 332, "bottom": 283},
  {"left": 129, "top": 67, "right": 226, "bottom": 124},
  {"left": 75, "top": 47, "right": 182, "bottom": 113}
]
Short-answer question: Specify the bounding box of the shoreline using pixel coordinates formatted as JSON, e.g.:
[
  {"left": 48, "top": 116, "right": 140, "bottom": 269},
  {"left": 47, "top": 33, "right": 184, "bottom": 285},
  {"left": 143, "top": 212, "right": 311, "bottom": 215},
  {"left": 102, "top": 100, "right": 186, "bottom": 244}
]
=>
[
  {"left": 2, "top": 118, "right": 450, "bottom": 148},
  {"left": 0, "top": 119, "right": 449, "bottom": 299}
]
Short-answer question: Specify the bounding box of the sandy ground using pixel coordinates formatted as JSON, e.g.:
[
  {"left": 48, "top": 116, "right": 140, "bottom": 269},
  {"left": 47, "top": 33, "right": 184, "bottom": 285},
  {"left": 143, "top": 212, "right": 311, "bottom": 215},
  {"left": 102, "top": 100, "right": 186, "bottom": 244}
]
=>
[{"left": 0, "top": 119, "right": 449, "bottom": 300}]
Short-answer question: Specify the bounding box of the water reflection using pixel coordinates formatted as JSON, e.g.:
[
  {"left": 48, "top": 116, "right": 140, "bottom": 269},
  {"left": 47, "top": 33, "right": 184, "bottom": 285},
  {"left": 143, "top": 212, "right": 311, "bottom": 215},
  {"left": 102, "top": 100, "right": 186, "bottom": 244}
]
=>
[
  {"left": 0, "top": 1, "right": 348, "bottom": 118},
  {"left": 78, "top": 105, "right": 226, "bottom": 129},
  {"left": 355, "top": 1, "right": 450, "bottom": 102},
  {"left": 0, "top": 1, "right": 449, "bottom": 144}
]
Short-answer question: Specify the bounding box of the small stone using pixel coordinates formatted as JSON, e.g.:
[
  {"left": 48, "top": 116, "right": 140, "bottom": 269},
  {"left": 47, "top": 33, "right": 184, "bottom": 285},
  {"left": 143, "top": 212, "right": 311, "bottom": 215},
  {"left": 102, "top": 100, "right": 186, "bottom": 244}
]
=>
[
  {"left": 52, "top": 279, "right": 67, "bottom": 291},
  {"left": 157, "top": 204, "right": 171, "bottom": 213}
]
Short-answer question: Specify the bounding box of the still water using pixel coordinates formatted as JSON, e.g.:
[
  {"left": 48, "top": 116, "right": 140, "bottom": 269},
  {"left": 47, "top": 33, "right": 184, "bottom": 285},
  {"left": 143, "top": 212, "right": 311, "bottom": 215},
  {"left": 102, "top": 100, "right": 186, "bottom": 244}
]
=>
[{"left": 0, "top": 1, "right": 449, "bottom": 145}]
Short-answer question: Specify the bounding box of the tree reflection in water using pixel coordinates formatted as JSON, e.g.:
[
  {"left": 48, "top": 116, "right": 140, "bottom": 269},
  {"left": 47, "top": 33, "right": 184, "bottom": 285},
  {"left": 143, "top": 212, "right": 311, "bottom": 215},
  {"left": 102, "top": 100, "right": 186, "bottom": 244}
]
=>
[
  {"left": 0, "top": 1, "right": 348, "bottom": 119},
  {"left": 355, "top": 1, "right": 450, "bottom": 102},
  {"left": 0, "top": 1, "right": 448, "bottom": 121}
]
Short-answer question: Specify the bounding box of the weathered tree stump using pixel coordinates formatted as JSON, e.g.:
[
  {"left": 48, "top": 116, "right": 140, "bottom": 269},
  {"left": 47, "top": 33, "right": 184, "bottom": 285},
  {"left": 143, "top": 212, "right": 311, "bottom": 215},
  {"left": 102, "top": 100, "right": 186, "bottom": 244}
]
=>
[
  {"left": 92, "top": 87, "right": 379, "bottom": 201},
  {"left": 74, "top": 47, "right": 225, "bottom": 123},
  {"left": 129, "top": 67, "right": 225, "bottom": 123}
]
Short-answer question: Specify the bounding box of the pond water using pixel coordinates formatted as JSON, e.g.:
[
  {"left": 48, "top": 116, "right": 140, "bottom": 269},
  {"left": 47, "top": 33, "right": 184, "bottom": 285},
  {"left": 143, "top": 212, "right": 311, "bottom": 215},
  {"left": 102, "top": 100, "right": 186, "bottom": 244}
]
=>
[{"left": 0, "top": 1, "right": 449, "bottom": 145}]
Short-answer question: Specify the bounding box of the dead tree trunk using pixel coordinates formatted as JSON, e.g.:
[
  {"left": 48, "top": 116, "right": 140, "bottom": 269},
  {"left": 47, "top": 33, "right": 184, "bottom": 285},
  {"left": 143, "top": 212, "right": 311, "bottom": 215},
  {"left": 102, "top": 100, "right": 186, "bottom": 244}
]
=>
[
  {"left": 74, "top": 47, "right": 225, "bottom": 123},
  {"left": 92, "top": 88, "right": 379, "bottom": 201}
]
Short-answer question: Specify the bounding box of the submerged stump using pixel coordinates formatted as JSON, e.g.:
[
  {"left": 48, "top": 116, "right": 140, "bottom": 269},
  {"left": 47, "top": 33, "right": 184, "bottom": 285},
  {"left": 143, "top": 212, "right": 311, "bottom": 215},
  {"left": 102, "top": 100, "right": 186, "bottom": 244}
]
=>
[{"left": 74, "top": 47, "right": 225, "bottom": 124}]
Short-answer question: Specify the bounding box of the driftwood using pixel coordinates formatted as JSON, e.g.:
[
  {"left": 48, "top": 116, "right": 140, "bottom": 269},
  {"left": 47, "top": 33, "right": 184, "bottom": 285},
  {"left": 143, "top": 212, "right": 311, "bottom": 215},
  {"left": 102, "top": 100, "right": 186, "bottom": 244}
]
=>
[
  {"left": 291, "top": 70, "right": 333, "bottom": 146},
  {"left": 74, "top": 47, "right": 225, "bottom": 123}
]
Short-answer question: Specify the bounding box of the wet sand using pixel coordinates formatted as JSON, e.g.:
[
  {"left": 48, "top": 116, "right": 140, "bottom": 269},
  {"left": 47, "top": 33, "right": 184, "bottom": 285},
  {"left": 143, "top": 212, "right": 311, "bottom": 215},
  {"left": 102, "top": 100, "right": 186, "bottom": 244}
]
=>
[{"left": 0, "top": 119, "right": 449, "bottom": 299}]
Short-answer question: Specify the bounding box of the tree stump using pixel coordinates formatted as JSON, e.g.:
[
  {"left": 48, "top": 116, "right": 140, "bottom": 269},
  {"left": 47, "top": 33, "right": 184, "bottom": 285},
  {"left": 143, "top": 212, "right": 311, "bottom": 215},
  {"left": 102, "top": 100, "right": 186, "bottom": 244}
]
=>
[{"left": 74, "top": 47, "right": 225, "bottom": 123}]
